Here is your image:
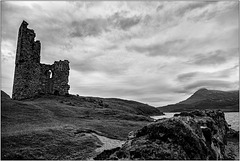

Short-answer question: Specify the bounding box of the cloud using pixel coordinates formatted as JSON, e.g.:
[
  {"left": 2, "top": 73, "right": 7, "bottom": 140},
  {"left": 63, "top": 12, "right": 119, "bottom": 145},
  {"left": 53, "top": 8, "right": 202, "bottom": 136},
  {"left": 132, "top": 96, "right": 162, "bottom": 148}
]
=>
[
  {"left": 70, "top": 57, "right": 130, "bottom": 75},
  {"left": 184, "top": 80, "right": 238, "bottom": 91},
  {"left": 2, "top": 3, "right": 30, "bottom": 43},
  {"left": 189, "top": 48, "right": 238, "bottom": 66},
  {"left": 156, "top": 4, "right": 164, "bottom": 12},
  {"left": 175, "top": 1, "right": 212, "bottom": 17},
  {"left": 177, "top": 72, "right": 199, "bottom": 82},
  {"left": 109, "top": 12, "right": 141, "bottom": 30},
  {"left": 177, "top": 65, "right": 239, "bottom": 83},
  {"left": 126, "top": 39, "right": 185, "bottom": 57},
  {"left": 68, "top": 13, "right": 141, "bottom": 38},
  {"left": 69, "top": 19, "right": 108, "bottom": 37},
  {"left": 191, "top": 50, "right": 227, "bottom": 65},
  {"left": 1, "top": 1, "right": 239, "bottom": 106}
]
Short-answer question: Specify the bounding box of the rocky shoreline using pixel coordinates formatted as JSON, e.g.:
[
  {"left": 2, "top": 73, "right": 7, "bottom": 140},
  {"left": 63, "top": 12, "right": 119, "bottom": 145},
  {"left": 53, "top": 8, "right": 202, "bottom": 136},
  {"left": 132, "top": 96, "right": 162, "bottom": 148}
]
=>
[{"left": 95, "top": 110, "right": 239, "bottom": 160}]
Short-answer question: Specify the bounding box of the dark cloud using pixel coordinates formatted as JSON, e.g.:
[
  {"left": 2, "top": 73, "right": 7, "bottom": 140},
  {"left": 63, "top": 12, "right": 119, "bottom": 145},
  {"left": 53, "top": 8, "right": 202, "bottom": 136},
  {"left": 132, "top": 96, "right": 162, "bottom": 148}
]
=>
[
  {"left": 216, "top": 65, "right": 239, "bottom": 78},
  {"left": 69, "top": 13, "right": 141, "bottom": 38},
  {"left": 184, "top": 80, "right": 236, "bottom": 91},
  {"left": 189, "top": 9, "right": 216, "bottom": 22},
  {"left": 177, "top": 64, "right": 239, "bottom": 83},
  {"left": 177, "top": 72, "right": 199, "bottom": 82},
  {"left": 152, "top": 2, "right": 216, "bottom": 26},
  {"left": 109, "top": 13, "right": 141, "bottom": 30},
  {"left": 126, "top": 39, "right": 185, "bottom": 56},
  {"left": 70, "top": 57, "right": 130, "bottom": 75},
  {"left": 176, "top": 2, "right": 213, "bottom": 17},
  {"left": 156, "top": 4, "right": 164, "bottom": 12},
  {"left": 190, "top": 50, "right": 229, "bottom": 66},
  {"left": 69, "top": 19, "right": 109, "bottom": 37},
  {"left": 187, "top": 2, "right": 238, "bottom": 23}
]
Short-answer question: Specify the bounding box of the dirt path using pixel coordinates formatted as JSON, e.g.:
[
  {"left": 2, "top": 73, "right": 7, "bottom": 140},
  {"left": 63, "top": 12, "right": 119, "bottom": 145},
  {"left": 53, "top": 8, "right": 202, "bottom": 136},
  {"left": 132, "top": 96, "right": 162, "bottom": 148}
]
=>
[
  {"left": 92, "top": 133, "right": 125, "bottom": 153},
  {"left": 85, "top": 132, "right": 125, "bottom": 160}
]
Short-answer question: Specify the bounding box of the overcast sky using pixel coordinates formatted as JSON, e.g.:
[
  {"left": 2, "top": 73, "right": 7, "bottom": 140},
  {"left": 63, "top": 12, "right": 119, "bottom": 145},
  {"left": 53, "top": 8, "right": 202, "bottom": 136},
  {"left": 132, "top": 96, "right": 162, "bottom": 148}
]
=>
[{"left": 1, "top": 1, "right": 239, "bottom": 106}]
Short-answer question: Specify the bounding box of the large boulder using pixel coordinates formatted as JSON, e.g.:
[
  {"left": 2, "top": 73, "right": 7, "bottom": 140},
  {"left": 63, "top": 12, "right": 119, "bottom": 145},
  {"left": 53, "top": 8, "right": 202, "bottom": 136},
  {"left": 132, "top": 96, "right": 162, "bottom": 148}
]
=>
[{"left": 95, "top": 110, "right": 230, "bottom": 160}]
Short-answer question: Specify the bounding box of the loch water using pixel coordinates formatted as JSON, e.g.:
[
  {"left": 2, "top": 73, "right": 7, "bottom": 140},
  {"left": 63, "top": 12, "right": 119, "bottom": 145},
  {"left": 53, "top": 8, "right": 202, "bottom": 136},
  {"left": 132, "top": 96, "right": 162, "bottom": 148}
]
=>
[{"left": 151, "top": 112, "right": 239, "bottom": 131}]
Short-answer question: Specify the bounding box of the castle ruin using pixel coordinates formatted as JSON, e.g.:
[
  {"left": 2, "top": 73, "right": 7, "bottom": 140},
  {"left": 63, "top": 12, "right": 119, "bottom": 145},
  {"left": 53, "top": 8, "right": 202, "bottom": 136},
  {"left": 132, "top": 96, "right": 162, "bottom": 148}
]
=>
[{"left": 12, "top": 20, "right": 70, "bottom": 100}]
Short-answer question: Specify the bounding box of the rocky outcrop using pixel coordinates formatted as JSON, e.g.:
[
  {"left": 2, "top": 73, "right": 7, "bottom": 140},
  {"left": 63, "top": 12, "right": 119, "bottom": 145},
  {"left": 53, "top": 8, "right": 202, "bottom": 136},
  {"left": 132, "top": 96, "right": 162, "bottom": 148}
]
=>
[{"left": 94, "top": 110, "right": 231, "bottom": 160}]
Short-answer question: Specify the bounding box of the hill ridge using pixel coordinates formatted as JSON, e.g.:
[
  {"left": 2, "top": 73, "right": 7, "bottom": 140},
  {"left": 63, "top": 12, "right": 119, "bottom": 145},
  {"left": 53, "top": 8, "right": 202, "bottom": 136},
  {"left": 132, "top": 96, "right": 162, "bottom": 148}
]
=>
[{"left": 158, "top": 88, "right": 239, "bottom": 112}]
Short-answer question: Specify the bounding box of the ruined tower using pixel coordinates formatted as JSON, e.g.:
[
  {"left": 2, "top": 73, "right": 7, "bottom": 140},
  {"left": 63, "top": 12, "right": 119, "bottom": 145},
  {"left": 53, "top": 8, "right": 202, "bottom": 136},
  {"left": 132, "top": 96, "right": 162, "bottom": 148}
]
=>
[
  {"left": 12, "top": 21, "right": 41, "bottom": 99},
  {"left": 12, "top": 21, "right": 70, "bottom": 100}
]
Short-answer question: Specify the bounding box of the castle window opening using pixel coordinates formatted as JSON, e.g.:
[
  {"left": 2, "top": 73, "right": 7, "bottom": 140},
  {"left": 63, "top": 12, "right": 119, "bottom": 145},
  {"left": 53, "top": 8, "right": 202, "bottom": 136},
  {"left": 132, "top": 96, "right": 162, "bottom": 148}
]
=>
[
  {"left": 49, "top": 70, "right": 53, "bottom": 78},
  {"left": 45, "top": 70, "right": 53, "bottom": 79}
]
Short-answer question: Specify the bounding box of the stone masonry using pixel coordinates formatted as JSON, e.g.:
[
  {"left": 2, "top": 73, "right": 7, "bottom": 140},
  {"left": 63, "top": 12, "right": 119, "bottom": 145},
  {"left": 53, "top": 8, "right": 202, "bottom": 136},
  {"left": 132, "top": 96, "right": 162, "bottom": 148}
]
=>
[{"left": 12, "top": 20, "right": 70, "bottom": 100}]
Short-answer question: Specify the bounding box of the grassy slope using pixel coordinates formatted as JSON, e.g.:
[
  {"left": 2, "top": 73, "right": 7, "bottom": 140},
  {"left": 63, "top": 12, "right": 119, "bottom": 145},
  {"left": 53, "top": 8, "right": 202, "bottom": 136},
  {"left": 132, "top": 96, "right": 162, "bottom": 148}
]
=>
[
  {"left": 157, "top": 88, "right": 239, "bottom": 112},
  {"left": 1, "top": 93, "right": 161, "bottom": 159}
]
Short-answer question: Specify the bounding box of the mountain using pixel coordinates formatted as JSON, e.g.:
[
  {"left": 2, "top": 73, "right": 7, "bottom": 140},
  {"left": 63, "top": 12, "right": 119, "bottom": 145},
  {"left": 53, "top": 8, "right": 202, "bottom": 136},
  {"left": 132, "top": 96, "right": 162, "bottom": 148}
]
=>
[
  {"left": 1, "top": 92, "right": 163, "bottom": 159},
  {"left": 157, "top": 88, "right": 239, "bottom": 112}
]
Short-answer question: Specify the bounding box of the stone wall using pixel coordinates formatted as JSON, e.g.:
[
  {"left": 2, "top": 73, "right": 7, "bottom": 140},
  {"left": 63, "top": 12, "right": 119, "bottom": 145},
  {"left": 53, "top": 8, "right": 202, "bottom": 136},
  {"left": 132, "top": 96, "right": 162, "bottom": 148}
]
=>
[
  {"left": 12, "top": 21, "right": 70, "bottom": 100},
  {"left": 38, "top": 60, "right": 70, "bottom": 96},
  {"left": 52, "top": 60, "right": 70, "bottom": 95}
]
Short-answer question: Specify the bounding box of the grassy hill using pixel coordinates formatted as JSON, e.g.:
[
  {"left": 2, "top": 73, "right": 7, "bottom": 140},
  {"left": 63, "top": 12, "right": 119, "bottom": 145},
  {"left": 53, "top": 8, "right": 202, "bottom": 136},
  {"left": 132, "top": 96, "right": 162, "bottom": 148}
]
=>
[
  {"left": 1, "top": 91, "right": 162, "bottom": 159},
  {"left": 157, "top": 88, "right": 239, "bottom": 112}
]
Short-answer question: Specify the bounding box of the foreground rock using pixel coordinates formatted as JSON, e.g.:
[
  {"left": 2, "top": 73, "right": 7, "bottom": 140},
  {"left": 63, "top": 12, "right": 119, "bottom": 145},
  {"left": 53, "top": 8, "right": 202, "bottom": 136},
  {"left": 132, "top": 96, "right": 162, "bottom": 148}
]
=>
[{"left": 95, "top": 110, "right": 233, "bottom": 160}]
